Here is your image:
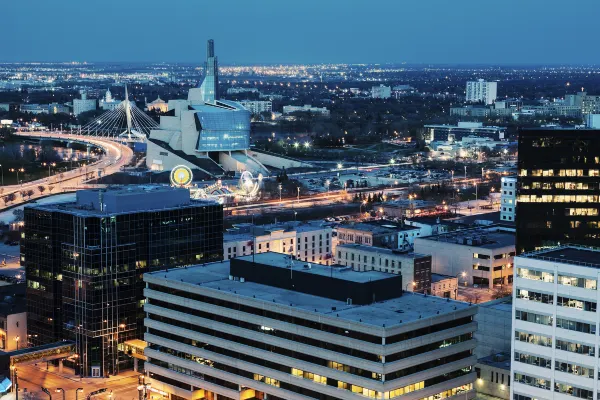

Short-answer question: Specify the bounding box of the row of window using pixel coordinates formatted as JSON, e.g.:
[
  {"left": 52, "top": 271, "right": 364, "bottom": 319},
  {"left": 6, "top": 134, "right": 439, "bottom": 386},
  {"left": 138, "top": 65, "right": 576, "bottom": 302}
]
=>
[
  {"left": 518, "top": 195, "right": 599, "bottom": 203},
  {"left": 516, "top": 331, "right": 596, "bottom": 357},
  {"left": 517, "top": 268, "right": 598, "bottom": 290},
  {"left": 523, "top": 169, "right": 600, "bottom": 177},
  {"left": 516, "top": 289, "right": 597, "bottom": 311}
]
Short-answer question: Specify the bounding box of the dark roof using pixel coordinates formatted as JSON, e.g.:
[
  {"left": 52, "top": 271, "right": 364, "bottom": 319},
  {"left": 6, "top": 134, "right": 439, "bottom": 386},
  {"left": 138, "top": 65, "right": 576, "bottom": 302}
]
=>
[{"left": 523, "top": 246, "right": 600, "bottom": 267}]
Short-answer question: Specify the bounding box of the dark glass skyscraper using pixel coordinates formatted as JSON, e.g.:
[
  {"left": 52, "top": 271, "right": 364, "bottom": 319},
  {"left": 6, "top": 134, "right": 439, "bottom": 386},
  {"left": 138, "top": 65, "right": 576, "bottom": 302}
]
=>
[
  {"left": 23, "top": 186, "right": 223, "bottom": 377},
  {"left": 516, "top": 129, "right": 600, "bottom": 253}
]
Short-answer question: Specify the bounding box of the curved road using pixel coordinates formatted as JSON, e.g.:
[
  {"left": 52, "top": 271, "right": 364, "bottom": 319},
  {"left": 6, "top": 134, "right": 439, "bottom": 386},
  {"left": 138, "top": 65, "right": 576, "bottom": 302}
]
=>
[{"left": 0, "top": 132, "right": 133, "bottom": 210}]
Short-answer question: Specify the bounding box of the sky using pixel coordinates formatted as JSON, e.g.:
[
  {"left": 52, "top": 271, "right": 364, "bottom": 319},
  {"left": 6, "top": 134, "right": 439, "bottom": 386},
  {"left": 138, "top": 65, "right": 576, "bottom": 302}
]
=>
[{"left": 3, "top": 0, "right": 600, "bottom": 65}]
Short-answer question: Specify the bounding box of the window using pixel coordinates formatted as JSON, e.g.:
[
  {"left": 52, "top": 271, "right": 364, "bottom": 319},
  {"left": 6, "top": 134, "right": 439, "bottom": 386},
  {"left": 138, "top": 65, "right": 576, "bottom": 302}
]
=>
[
  {"left": 555, "top": 339, "right": 595, "bottom": 356},
  {"left": 514, "top": 352, "right": 551, "bottom": 369},
  {"left": 516, "top": 289, "right": 553, "bottom": 304},
  {"left": 516, "top": 268, "right": 554, "bottom": 282},
  {"left": 556, "top": 318, "right": 596, "bottom": 334},
  {"left": 515, "top": 331, "right": 551, "bottom": 347},
  {"left": 513, "top": 373, "right": 550, "bottom": 390},
  {"left": 555, "top": 361, "right": 594, "bottom": 378},
  {"left": 515, "top": 310, "right": 552, "bottom": 326},
  {"left": 558, "top": 275, "right": 597, "bottom": 290},
  {"left": 554, "top": 382, "right": 593, "bottom": 399},
  {"left": 473, "top": 253, "right": 490, "bottom": 260},
  {"left": 557, "top": 296, "right": 596, "bottom": 312}
]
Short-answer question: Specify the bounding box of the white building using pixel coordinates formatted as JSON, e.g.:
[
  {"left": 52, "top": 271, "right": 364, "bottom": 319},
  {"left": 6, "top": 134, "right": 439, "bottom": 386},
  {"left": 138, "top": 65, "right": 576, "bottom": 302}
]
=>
[
  {"left": 371, "top": 84, "right": 392, "bottom": 99},
  {"left": 239, "top": 100, "right": 272, "bottom": 114},
  {"left": 143, "top": 253, "right": 477, "bottom": 400},
  {"left": 466, "top": 80, "right": 497, "bottom": 105},
  {"left": 336, "top": 243, "right": 432, "bottom": 292},
  {"left": 224, "top": 221, "right": 333, "bottom": 265},
  {"left": 500, "top": 176, "right": 517, "bottom": 222},
  {"left": 431, "top": 274, "right": 459, "bottom": 299},
  {"left": 282, "top": 104, "right": 330, "bottom": 116},
  {"left": 585, "top": 114, "right": 600, "bottom": 129},
  {"left": 511, "top": 245, "right": 600, "bottom": 400},
  {"left": 414, "top": 226, "right": 515, "bottom": 289},
  {"left": 99, "top": 88, "right": 122, "bottom": 111},
  {"left": 73, "top": 91, "right": 97, "bottom": 116}
]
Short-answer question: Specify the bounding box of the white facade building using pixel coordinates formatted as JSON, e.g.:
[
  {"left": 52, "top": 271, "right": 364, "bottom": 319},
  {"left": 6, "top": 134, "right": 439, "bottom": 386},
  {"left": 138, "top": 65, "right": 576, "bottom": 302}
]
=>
[
  {"left": 500, "top": 176, "right": 517, "bottom": 222},
  {"left": 414, "top": 227, "right": 515, "bottom": 289},
  {"left": 466, "top": 80, "right": 498, "bottom": 105},
  {"left": 73, "top": 91, "right": 97, "bottom": 116},
  {"left": 99, "top": 88, "right": 123, "bottom": 111},
  {"left": 372, "top": 84, "right": 392, "bottom": 99},
  {"left": 224, "top": 222, "right": 333, "bottom": 265},
  {"left": 585, "top": 114, "right": 600, "bottom": 129},
  {"left": 282, "top": 104, "right": 330, "bottom": 116},
  {"left": 239, "top": 100, "right": 272, "bottom": 114},
  {"left": 511, "top": 245, "right": 600, "bottom": 400}
]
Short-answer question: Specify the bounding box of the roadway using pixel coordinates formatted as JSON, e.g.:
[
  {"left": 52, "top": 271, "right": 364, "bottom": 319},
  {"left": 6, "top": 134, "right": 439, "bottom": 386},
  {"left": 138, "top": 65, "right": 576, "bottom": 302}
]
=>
[
  {"left": 0, "top": 132, "right": 133, "bottom": 211},
  {"left": 12, "top": 364, "right": 139, "bottom": 400}
]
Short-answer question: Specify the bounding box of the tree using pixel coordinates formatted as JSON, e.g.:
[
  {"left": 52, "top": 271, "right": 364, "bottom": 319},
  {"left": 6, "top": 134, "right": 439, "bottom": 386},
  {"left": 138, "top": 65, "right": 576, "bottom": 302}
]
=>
[
  {"left": 48, "top": 185, "right": 55, "bottom": 193},
  {"left": 12, "top": 209, "right": 24, "bottom": 222},
  {"left": 37, "top": 185, "right": 46, "bottom": 195},
  {"left": 4, "top": 193, "right": 15, "bottom": 204},
  {"left": 26, "top": 189, "right": 34, "bottom": 199}
]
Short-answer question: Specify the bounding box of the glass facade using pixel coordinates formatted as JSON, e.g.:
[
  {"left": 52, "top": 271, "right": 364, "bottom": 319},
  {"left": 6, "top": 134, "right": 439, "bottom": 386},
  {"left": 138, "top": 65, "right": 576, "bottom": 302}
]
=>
[
  {"left": 193, "top": 100, "right": 251, "bottom": 152},
  {"left": 23, "top": 201, "right": 223, "bottom": 377},
  {"left": 516, "top": 129, "right": 600, "bottom": 253}
]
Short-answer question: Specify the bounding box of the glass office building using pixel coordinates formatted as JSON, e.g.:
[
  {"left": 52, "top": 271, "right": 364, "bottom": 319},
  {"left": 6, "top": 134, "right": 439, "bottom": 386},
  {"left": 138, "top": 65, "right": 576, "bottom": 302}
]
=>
[
  {"left": 23, "top": 186, "right": 223, "bottom": 377},
  {"left": 193, "top": 100, "right": 251, "bottom": 152},
  {"left": 516, "top": 129, "right": 600, "bottom": 253}
]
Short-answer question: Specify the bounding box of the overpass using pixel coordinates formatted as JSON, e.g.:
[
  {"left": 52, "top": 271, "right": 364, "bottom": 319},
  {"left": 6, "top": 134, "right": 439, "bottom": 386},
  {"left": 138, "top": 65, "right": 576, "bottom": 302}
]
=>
[{"left": 0, "top": 341, "right": 76, "bottom": 379}]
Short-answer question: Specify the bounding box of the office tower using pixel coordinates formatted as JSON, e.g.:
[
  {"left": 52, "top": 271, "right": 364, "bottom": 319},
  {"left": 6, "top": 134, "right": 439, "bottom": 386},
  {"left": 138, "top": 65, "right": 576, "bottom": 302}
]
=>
[
  {"left": 516, "top": 129, "right": 600, "bottom": 253},
  {"left": 466, "top": 80, "right": 497, "bottom": 105},
  {"left": 143, "top": 252, "right": 477, "bottom": 400},
  {"left": 511, "top": 245, "right": 600, "bottom": 400},
  {"left": 199, "top": 39, "right": 219, "bottom": 102},
  {"left": 23, "top": 186, "right": 223, "bottom": 377}
]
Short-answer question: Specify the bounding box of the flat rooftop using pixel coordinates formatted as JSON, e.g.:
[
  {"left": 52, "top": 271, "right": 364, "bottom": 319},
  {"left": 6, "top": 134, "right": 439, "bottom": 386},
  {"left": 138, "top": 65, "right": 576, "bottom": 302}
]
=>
[
  {"left": 236, "top": 253, "right": 391, "bottom": 283},
  {"left": 146, "top": 260, "right": 472, "bottom": 328},
  {"left": 337, "top": 243, "right": 429, "bottom": 259},
  {"left": 478, "top": 353, "right": 511, "bottom": 370},
  {"left": 337, "top": 222, "right": 399, "bottom": 235},
  {"left": 29, "top": 186, "right": 217, "bottom": 216},
  {"left": 519, "top": 245, "right": 600, "bottom": 267},
  {"left": 431, "top": 273, "right": 456, "bottom": 283},
  {"left": 418, "top": 227, "right": 515, "bottom": 249}
]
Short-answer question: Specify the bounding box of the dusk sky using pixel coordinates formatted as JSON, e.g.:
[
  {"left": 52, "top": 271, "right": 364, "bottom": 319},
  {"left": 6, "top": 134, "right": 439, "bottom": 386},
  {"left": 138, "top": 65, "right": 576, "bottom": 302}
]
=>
[{"left": 3, "top": 0, "right": 600, "bottom": 65}]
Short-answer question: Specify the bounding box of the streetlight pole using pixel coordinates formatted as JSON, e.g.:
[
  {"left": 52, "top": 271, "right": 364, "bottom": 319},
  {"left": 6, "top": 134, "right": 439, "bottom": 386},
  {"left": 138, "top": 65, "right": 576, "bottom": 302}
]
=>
[
  {"left": 278, "top": 184, "right": 282, "bottom": 204},
  {"left": 297, "top": 186, "right": 300, "bottom": 203},
  {"left": 76, "top": 388, "right": 84, "bottom": 400},
  {"left": 455, "top": 272, "right": 467, "bottom": 299},
  {"left": 56, "top": 388, "right": 65, "bottom": 400},
  {"left": 464, "top": 165, "right": 467, "bottom": 181},
  {"left": 14, "top": 335, "right": 19, "bottom": 350}
]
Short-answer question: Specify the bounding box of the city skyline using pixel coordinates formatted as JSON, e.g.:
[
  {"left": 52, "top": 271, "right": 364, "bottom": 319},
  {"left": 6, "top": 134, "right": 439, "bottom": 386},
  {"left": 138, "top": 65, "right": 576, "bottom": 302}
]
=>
[{"left": 3, "top": 0, "right": 600, "bottom": 64}]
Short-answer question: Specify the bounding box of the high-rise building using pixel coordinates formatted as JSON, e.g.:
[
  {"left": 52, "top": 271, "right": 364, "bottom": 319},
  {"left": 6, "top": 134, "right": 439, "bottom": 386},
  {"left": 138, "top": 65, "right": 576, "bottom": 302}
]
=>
[
  {"left": 511, "top": 245, "right": 600, "bottom": 400},
  {"left": 23, "top": 186, "right": 223, "bottom": 377},
  {"left": 516, "top": 129, "right": 600, "bottom": 253},
  {"left": 466, "top": 80, "right": 497, "bottom": 105},
  {"left": 500, "top": 176, "right": 517, "bottom": 222},
  {"left": 143, "top": 252, "right": 477, "bottom": 400}
]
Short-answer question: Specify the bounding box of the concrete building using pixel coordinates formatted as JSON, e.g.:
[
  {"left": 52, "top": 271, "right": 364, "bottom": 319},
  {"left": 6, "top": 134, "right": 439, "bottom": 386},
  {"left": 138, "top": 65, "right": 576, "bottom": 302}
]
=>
[
  {"left": 466, "top": 80, "right": 497, "bottom": 105},
  {"left": 239, "top": 100, "right": 272, "bottom": 114},
  {"left": 226, "top": 87, "right": 259, "bottom": 95},
  {"left": 143, "top": 252, "right": 477, "bottom": 400},
  {"left": 414, "top": 227, "right": 515, "bottom": 289},
  {"left": 381, "top": 200, "right": 439, "bottom": 220},
  {"left": 336, "top": 243, "right": 432, "bottom": 292},
  {"left": 450, "top": 106, "right": 490, "bottom": 118},
  {"left": 500, "top": 176, "right": 517, "bottom": 222},
  {"left": 372, "top": 84, "right": 392, "bottom": 99},
  {"left": 511, "top": 245, "right": 600, "bottom": 400},
  {"left": 19, "top": 104, "right": 48, "bottom": 114},
  {"left": 224, "top": 221, "right": 333, "bottom": 264},
  {"left": 430, "top": 274, "right": 458, "bottom": 299},
  {"left": 474, "top": 298, "right": 512, "bottom": 359},
  {"left": 73, "top": 91, "right": 97, "bottom": 116},
  {"left": 475, "top": 353, "right": 510, "bottom": 400},
  {"left": 47, "top": 102, "right": 70, "bottom": 114},
  {"left": 282, "top": 104, "right": 330, "bottom": 117},
  {"left": 585, "top": 114, "right": 600, "bottom": 128},
  {"left": 423, "top": 122, "right": 506, "bottom": 143}
]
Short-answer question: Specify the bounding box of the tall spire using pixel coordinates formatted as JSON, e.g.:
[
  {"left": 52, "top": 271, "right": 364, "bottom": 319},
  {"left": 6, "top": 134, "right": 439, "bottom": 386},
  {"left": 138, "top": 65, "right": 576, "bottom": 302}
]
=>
[{"left": 198, "top": 39, "right": 219, "bottom": 102}]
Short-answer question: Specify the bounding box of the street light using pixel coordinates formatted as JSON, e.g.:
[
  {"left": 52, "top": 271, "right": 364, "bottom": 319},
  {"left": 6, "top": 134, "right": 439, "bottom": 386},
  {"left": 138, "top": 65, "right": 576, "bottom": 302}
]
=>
[
  {"left": 360, "top": 200, "right": 367, "bottom": 214},
  {"left": 278, "top": 183, "right": 282, "bottom": 203},
  {"left": 337, "top": 163, "right": 343, "bottom": 170},
  {"left": 56, "top": 388, "right": 65, "bottom": 400},
  {"left": 455, "top": 272, "right": 467, "bottom": 299},
  {"left": 297, "top": 186, "right": 300, "bottom": 203},
  {"left": 405, "top": 281, "right": 416, "bottom": 292},
  {"left": 76, "top": 388, "right": 84, "bottom": 400},
  {"left": 325, "top": 179, "right": 330, "bottom": 193},
  {"left": 9, "top": 168, "right": 24, "bottom": 186},
  {"left": 14, "top": 335, "right": 19, "bottom": 350}
]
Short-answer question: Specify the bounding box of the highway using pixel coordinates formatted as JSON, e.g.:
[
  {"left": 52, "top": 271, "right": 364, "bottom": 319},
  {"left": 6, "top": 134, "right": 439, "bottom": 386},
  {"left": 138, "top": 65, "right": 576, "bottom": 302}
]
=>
[{"left": 0, "top": 132, "right": 133, "bottom": 211}]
